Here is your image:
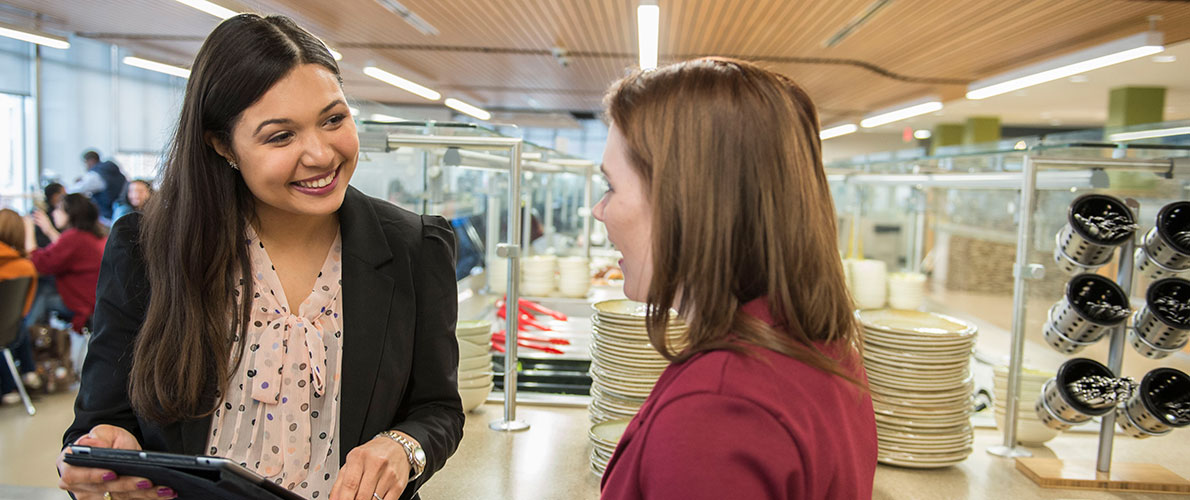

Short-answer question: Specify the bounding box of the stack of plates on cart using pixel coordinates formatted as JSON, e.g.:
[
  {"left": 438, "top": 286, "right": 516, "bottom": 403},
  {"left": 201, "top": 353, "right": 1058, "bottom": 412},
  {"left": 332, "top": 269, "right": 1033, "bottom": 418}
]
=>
[
  {"left": 455, "top": 320, "right": 494, "bottom": 412},
  {"left": 521, "top": 255, "right": 557, "bottom": 296},
  {"left": 588, "top": 419, "right": 630, "bottom": 477},
  {"left": 557, "top": 257, "right": 592, "bottom": 297},
  {"left": 858, "top": 309, "right": 977, "bottom": 469},
  {"left": 588, "top": 299, "right": 685, "bottom": 424}
]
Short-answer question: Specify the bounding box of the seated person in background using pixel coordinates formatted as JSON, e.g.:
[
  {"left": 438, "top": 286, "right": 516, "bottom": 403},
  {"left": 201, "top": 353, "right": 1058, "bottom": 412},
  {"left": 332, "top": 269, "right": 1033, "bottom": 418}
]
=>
[
  {"left": 28, "top": 194, "right": 106, "bottom": 334},
  {"left": 33, "top": 182, "right": 67, "bottom": 249},
  {"left": 0, "top": 208, "right": 40, "bottom": 405},
  {"left": 112, "top": 179, "right": 154, "bottom": 221},
  {"left": 595, "top": 58, "right": 877, "bottom": 499}
]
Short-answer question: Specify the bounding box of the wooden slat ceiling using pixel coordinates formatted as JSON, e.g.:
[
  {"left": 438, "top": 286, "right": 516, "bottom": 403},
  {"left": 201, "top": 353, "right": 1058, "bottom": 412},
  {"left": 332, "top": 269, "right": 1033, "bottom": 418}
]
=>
[{"left": 2, "top": 0, "right": 1189, "bottom": 126}]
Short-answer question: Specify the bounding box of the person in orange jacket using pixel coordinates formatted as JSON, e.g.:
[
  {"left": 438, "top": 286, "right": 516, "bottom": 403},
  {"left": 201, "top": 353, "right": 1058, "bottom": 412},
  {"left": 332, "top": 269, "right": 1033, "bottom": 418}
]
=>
[{"left": 0, "top": 208, "right": 39, "bottom": 404}]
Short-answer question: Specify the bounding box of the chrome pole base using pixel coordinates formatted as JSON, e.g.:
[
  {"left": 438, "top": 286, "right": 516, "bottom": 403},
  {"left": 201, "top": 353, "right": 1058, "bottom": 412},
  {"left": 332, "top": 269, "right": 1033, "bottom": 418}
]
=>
[
  {"left": 987, "top": 445, "right": 1033, "bottom": 458},
  {"left": 489, "top": 419, "right": 530, "bottom": 432}
]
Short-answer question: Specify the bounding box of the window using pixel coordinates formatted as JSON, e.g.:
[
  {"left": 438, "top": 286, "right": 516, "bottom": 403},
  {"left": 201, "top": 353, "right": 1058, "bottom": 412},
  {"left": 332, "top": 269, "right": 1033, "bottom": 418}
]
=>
[{"left": 0, "top": 92, "right": 32, "bottom": 212}]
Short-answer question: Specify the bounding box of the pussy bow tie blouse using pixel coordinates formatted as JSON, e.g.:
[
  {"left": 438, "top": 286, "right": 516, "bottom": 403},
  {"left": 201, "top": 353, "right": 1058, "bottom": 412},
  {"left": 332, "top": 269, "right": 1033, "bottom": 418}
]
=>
[{"left": 207, "top": 227, "right": 345, "bottom": 497}]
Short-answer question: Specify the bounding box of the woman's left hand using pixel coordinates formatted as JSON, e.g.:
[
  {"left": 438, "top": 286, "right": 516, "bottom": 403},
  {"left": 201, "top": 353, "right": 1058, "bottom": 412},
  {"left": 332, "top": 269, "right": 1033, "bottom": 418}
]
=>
[{"left": 329, "top": 433, "right": 412, "bottom": 500}]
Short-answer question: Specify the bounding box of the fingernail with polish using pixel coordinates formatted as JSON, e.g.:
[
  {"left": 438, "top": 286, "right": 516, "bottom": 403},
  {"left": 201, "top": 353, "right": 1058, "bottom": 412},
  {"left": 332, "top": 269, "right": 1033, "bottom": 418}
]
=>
[
  {"left": 102, "top": 472, "right": 117, "bottom": 481},
  {"left": 137, "top": 480, "right": 152, "bottom": 489},
  {"left": 157, "top": 487, "right": 175, "bottom": 498}
]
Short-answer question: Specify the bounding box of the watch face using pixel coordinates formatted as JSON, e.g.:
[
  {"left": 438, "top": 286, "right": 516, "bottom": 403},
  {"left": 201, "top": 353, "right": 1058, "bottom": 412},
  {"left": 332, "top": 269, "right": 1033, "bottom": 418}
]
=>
[{"left": 413, "top": 448, "right": 426, "bottom": 464}]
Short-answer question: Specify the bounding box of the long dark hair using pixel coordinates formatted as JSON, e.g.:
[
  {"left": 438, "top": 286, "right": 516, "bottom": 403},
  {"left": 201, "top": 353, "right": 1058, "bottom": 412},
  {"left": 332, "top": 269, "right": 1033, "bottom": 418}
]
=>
[
  {"left": 62, "top": 194, "right": 105, "bottom": 238},
  {"left": 604, "top": 59, "right": 863, "bottom": 385},
  {"left": 131, "top": 14, "right": 340, "bottom": 424}
]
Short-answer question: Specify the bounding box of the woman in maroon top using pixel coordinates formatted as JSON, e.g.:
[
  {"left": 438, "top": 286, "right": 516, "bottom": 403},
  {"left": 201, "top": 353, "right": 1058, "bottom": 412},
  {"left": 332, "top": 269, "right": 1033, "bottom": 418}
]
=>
[
  {"left": 29, "top": 194, "right": 106, "bottom": 333},
  {"left": 593, "top": 58, "right": 877, "bottom": 499}
]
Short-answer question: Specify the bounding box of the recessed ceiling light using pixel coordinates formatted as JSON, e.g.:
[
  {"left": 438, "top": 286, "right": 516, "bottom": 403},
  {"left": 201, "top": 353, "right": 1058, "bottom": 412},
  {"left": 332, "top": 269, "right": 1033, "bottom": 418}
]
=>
[
  {"left": 913, "top": 129, "right": 932, "bottom": 140},
  {"left": 1069, "top": 75, "right": 1089, "bottom": 83},
  {"left": 1152, "top": 54, "right": 1176, "bottom": 63}
]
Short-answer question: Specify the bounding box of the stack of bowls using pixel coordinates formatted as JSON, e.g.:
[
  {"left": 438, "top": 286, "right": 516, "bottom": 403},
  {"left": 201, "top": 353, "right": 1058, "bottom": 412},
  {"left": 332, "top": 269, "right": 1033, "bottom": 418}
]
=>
[
  {"left": 992, "top": 365, "right": 1059, "bottom": 445},
  {"left": 588, "top": 419, "right": 630, "bottom": 477},
  {"left": 888, "top": 272, "right": 927, "bottom": 310},
  {"left": 557, "top": 257, "right": 591, "bottom": 298},
  {"left": 521, "top": 255, "right": 557, "bottom": 296},
  {"left": 455, "top": 320, "right": 494, "bottom": 412},
  {"left": 858, "top": 309, "right": 977, "bottom": 468},
  {"left": 588, "top": 299, "right": 685, "bottom": 424},
  {"left": 850, "top": 259, "right": 888, "bottom": 309}
]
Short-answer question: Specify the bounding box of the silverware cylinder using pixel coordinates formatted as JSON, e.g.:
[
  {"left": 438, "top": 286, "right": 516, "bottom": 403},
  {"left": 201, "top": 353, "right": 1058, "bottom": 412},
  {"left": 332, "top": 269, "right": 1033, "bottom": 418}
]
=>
[
  {"left": 1116, "top": 368, "right": 1190, "bottom": 438},
  {"left": 1129, "top": 278, "right": 1190, "bottom": 359},
  {"left": 1035, "top": 358, "right": 1116, "bottom": 431},
  {"left": 1042, "top": 274, "right": 1130, "bottom": 354},
  {"left": 1053, "top": 194, "right": 1136, "bottom": 275},
  {"left": 1135, "top": 202, "right": 1190, "bottom": 281}
]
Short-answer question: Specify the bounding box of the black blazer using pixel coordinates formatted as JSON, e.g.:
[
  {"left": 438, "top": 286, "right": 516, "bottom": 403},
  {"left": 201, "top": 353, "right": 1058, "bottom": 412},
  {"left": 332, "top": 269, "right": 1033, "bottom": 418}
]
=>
[{"left": 64, "top": 186, "right": 464, "bottom": 499}]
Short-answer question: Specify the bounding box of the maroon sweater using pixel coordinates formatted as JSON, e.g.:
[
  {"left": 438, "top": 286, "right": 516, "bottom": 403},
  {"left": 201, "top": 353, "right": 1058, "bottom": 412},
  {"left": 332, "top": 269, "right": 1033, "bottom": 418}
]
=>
[
  {"left": 600, "top": 299, "right": 877, "bottom": 500},
  {"left": 30, "top": 229, "right": 106, "bottom": 331}
]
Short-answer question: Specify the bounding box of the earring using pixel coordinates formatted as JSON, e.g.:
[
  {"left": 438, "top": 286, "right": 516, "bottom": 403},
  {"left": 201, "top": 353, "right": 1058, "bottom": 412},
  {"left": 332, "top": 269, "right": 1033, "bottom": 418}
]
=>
[{"left": 228, "top": 159, "right": 239, "bottom": 170}]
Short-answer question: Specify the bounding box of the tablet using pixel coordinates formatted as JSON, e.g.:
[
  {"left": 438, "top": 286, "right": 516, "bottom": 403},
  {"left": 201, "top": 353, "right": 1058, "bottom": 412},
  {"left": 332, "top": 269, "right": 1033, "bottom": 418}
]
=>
[{"left": 65, "top": 446, "right": 306, "bottom": 500}]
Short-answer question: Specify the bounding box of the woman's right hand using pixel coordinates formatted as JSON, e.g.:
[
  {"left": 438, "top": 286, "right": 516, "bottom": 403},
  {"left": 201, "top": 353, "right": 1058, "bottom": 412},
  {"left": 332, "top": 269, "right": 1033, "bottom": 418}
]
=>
[{"left": 57, "top": 425, "right": 176, "bottom": 499}]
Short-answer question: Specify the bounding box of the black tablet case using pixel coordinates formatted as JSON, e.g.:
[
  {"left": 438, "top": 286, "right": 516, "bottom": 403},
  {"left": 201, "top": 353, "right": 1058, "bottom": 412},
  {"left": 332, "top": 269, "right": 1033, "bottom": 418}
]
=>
[{"left": 64, "top": 447, "right": 306, "bottom": 500}]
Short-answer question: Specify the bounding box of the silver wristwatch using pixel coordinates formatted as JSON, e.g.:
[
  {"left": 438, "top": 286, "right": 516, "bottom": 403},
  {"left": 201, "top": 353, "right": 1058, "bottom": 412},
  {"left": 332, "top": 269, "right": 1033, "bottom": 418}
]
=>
[{"left": 379, "top": 431, "right": 426, "bottom": 480}]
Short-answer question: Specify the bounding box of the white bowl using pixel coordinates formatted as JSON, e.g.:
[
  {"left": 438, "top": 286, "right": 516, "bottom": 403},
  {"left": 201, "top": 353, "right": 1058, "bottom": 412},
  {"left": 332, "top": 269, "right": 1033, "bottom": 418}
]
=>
[
  {"left": 459, "top": 353, "right": 493, "bottom": 371},
  {"left": 993, "top": 410, "right": 1060, "bottom": 444},
  {"left": 458, "top": 372, "right": 494, "bottom": 389},
  {"left": 459, "top": 383, "right": 493, "bottom": 412},
  {"left": 458, "top": 340, "right": 490, "bottom": 358}
]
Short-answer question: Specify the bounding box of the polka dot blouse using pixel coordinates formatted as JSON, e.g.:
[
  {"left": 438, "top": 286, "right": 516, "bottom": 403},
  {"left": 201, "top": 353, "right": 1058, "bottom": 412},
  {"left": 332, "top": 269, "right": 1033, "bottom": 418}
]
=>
[{"left": 207, "top": 226, "right": 345, "bottom": 498}]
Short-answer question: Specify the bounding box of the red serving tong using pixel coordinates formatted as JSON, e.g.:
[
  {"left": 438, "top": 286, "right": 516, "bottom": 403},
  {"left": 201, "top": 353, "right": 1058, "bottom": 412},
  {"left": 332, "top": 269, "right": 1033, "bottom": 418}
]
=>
[
  {"left": 492, "top": 330, "right": 570, "bottom": 346},
  {"left": 495, "top": 303, "right": 551, "bottom": 331},
  {"left": 489, "top": 336, "right": 564, "bottom": 355},
  {"left": 515, "top": 297, "right": 568, "bottom": 321}
]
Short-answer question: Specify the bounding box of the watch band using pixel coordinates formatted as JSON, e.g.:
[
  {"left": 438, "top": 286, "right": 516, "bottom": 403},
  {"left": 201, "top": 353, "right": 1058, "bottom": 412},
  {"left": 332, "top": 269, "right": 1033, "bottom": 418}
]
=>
[{"left": 378, "top": 431, "right": 426, "bottom": 480}]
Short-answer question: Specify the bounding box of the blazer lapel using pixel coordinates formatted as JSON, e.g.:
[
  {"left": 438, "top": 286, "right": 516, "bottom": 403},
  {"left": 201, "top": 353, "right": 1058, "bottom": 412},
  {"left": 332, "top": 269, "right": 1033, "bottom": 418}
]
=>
[{"left": 338, "top": 187, "right": 395, "bottom": 462}]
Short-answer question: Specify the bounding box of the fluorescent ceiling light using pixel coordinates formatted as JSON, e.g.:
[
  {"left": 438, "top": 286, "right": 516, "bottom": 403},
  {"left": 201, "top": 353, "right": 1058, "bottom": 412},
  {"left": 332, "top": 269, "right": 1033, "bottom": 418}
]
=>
[
  {"left": 363, "top": 66, "right": 440, "bottom": 101},
  {"left": 328, "top": 48, "right": 342, "bottom": 61},
  {"left": 445, "top": 98, "right": 491, "bottom": 121},
  {"left": 913, "top": 129, "right": 932, "bottom": 140},
  {"left": 820, "top": 124, "right": 858, "bottom": 140},
  {"left": 1108, "top": 126, "right": 1190, "bottom": 142},
  {"left": 860, "top": 99, "right": 943, "bottom": 128},
  {"left": 123, "top": 56, "right": 190, "bottom": 78},
  {"left": 175, "top": 0, "right": 238, "bottom": 19},
  {"left": 0, "top": 23, "right": 70, "bottom": 49},
  {"left": 966, "top": 31, "right": 1163, "bottom": 100},
  {"left": 638, "top": 1, "right": 659, "bottom": 69},
  {"left": 374, "top": 0, "right": 439, "bottom": 36}
]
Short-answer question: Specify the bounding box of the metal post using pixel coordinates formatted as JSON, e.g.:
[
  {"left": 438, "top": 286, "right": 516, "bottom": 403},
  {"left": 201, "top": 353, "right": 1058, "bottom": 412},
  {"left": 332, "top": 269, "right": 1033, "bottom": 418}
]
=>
[
  {"left": 987, "top": 154, "right": 1038, "bottom": 458},
  {"left": 485, "top": 176, "right": 500, "bottom": 283},
  {"left": 911, "top": 188, "right": 927, "bottom": 272},
  {"left": 491, "top": 141, "right": 529, "bottom": 432},
  {"left": 543, "top": 175, "right": 554, "bottom": 249},
  {"left": 583, "top": 165, "right": 593, "bottom": 261},
  {"left": 1096, "top": 199, "right": 1138, "bottom": 473}
]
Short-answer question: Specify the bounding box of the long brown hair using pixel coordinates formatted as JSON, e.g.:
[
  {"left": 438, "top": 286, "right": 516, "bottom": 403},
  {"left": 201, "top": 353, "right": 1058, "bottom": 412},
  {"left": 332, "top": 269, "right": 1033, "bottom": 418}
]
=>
[
  {"left": 604, "top": 58, "right": 861, "bottom": 382},
  {"left": 131, "top": 14, "right": 341, "bottom": 423},
  {"left": 0, "top": 209, "right": 25, "bottom": 255}
]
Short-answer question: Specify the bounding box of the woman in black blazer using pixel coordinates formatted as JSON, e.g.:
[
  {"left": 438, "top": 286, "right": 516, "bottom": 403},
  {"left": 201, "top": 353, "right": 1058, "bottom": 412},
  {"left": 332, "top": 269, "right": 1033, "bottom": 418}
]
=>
[{"left": 57, "top": 14, "right": 462, "bottom": 500}]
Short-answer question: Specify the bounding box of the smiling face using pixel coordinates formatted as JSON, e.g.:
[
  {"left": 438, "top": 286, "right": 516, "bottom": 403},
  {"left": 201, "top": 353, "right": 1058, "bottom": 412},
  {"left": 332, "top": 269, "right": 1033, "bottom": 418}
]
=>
[
  {"left": 126, "top": 181, "right": 151, "bottom": 209},
  {"left": 215, "top": 63, "right": 358, "bottom": 220},
  {"left": 592, "top": 125, "right": 653, "bottom": 302}
]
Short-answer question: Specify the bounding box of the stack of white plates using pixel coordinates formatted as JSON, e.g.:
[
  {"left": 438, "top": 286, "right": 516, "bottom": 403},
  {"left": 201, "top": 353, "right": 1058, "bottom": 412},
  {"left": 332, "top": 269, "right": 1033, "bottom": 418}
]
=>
[
  {"left": 888, "top": 272, "right": 927, "bottom": 310},
  {"left": 487, "top": 257, "right": 507, "bottom": 294},
  {"left": 588, "top": 300, "right": 686, "bottom": 426},
  {"left": 849, "top": 259, "right": 888, "bottom": 309},
  {"left": 992, "top": 365, "right": 1059, "bottom": 445},
  {"left": 557, "top": 257, "right": 591, "bottom": 298},
  {"left": 588, "top": 419, "right": 630, "bottom": 477},
  {"left": 455, "top": 320, "right": 494, "bottom": 412},
  {"left": 521, "top": 255, "right": 557, "bottom": 296},
  {"left": 859, "top": 309, "right": 977, "bottom": 469}
]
